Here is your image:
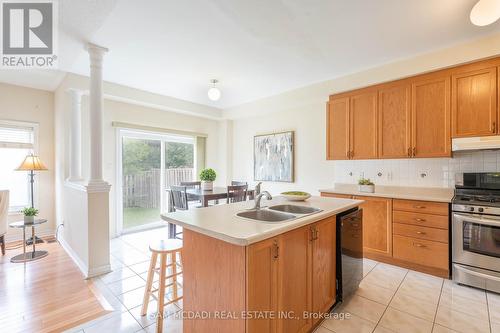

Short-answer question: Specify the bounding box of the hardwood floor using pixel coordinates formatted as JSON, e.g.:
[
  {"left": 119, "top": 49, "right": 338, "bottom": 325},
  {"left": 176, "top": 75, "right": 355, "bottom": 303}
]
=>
[{"left": 0, "top": 240, "right": 112, "bottom": 333}]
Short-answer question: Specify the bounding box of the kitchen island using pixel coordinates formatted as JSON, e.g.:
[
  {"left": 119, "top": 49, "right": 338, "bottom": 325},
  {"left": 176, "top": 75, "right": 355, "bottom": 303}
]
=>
[{"left": 161, "top": 195, "right": 363, "bottom": 333}]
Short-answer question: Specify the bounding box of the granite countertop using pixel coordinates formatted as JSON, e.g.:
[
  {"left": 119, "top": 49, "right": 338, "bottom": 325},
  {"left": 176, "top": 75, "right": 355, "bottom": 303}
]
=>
[
  {"left": 161, "top": 196, "right": 363, "bottom": 246},
  {"left": 319, "top": 183, "right": 454, "bottom": 203}
]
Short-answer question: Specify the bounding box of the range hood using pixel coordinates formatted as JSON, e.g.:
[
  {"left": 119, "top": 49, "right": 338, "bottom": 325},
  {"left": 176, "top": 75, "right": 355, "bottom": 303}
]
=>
[{"left": 452, "top": 136, "right": 500, "bottom": 152}]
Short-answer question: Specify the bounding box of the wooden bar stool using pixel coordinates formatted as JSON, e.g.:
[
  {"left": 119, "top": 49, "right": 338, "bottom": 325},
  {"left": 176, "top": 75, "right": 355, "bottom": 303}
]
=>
[{"left": 141, "top": 239, "right": 183, "bottom": 333}]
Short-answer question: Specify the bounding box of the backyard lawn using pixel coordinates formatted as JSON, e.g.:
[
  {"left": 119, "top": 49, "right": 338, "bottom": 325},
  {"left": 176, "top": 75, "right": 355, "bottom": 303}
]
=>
[{"left": 123, "top": 207, "right": 162, "bottom": 229}]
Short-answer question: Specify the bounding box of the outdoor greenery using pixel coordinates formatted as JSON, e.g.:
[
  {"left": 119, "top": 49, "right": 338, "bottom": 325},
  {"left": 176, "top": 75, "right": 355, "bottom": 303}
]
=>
[
  {"left": 123, "top": 207, "right": 161, "bottom": 229},
  {"left": 21, "top": 207, "right": 38, "bottom": 216},
  {"left": 122, "top": 138, "right": 193, "bottom": 175},
  {"left": 165, "top": 142, "right": 194, "bottom": 169},
  {"left": 200, "top": 168, "right": 217, "bottom": 182}
]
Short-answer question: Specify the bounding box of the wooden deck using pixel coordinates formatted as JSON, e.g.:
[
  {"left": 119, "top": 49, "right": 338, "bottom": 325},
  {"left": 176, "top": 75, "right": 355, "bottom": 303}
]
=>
[{"left": 0, "top": 240, "right": 112, "bottom": 333}]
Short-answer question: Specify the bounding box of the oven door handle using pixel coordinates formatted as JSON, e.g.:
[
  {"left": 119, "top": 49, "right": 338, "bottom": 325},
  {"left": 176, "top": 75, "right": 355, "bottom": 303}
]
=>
[
  {"left": 454, "top": 264, "right": 500, "bottom": 283},
  {"left": 453, "top": 213, "right": 500, "bottom": 228}
]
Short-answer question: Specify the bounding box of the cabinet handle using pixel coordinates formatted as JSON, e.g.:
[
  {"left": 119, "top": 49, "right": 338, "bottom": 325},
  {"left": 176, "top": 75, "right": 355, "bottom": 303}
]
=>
[
  {"left": 273, "top": 240, "right": 279, "bottom": 259},
  {"left": 493, "top": 122, "right": 496, "bottom": 133},
  {"left": 413, "top": 242, "right": 426, "bottom": 248},
  {"left": 414, "top": 206, "right": 426, "bottom": 209},
  {"left": 310, "top": 227, "right": 319, "bottom": 241},
  {"left": 416, "top": 231, "right": 426, "bottom": 235},
  {"left": 415, "top": 218, "right": 426, "bottom": 222}
]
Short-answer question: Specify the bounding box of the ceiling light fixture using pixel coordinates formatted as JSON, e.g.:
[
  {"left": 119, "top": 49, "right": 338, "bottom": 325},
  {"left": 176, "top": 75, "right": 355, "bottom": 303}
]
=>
[
  {"left": 207, "top": 79, "right": 221, "bottom": 101},
  {"left": 470, "top": 0, "right": 500, "bottom": 26}
]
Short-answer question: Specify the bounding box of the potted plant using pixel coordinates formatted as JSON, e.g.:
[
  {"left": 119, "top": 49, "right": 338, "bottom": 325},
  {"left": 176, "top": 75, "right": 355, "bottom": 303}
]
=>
[
  {"left": 358, "top": 178, "right": 375, "bottom": 193},
  {"left": 21, "top": 207, "right": 38, "bottom": 223},
  {"left": 200, "top": 168, "right": 217, "bottom": 191}
]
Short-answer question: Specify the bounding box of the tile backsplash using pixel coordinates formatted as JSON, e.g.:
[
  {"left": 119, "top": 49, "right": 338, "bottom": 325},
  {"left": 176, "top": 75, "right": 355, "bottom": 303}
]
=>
[{"left": 333, "top": 151, "right": 500, "bottom": 188}]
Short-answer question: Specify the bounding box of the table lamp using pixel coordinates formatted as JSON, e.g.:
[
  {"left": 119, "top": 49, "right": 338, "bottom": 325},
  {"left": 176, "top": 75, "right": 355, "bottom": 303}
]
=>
[{"left": 16, "top": 154, "right": 48, "bottom": 209}]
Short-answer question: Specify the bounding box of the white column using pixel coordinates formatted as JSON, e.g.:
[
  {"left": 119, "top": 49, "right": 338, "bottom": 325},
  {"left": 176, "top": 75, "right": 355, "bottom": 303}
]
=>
[
  {"left": 87, "top": 43, "right": 108, "bottom": 184},
  {"left": 68, "top": 89, "right": 83, "bottom": 181}
]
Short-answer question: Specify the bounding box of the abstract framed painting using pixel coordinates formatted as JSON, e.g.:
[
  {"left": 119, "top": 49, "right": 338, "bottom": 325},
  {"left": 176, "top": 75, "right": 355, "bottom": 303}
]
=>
[{"left": 254, "top": 131, "right": 294, "bottom": 182}]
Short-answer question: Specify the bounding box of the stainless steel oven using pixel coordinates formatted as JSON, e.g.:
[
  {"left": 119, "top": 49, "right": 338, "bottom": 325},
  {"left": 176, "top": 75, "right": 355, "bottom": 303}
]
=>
[{"left": 452, "top": 211, "right": 500, "bottom": 293}]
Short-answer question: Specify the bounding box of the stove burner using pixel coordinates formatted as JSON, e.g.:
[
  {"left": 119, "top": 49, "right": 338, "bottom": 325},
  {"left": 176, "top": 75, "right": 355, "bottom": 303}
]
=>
[
  {"left": 456, "top": 195, "right": 500, "bottom": 204},
  {"left": 475, "top": 196, "right": 498, "bottom": 203}
]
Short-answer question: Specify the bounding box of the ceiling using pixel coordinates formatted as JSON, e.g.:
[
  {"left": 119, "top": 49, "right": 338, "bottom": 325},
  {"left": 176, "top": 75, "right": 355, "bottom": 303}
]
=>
[{"left": 2, "top": 0, "right": 500, "bottom": 109}]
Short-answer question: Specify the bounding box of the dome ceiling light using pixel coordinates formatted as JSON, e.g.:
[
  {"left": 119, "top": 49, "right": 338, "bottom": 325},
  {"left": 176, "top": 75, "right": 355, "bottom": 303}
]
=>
[
  {"left": 470, "top": 0, "right": 500, "bottom": 26},
  {"left": 207, "top": 79, "right": 221, "bottom": 101}
]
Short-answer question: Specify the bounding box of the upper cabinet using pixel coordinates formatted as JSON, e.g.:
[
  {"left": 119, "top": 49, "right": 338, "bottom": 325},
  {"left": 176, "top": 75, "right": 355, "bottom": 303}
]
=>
[
  {"left": 411, "top": 74, "right": 451, "bottom": 158},
  {"left": 451, "top": 67, "right": 497, "bottom": 138},
  {"left": 326, "top": 98, "right": 349, "bottom": 160},
  {"left": 326, "top": 56, "right": 500, "bottom": 160},
  {"left": 326, "top": 91, "right": 377, "bottom": 160},
  {"left": 378, "top": 84, "right": 411, "bottom": 158},
  {"left": 350, "top": 91, "right": 378, "bottom": 159}
]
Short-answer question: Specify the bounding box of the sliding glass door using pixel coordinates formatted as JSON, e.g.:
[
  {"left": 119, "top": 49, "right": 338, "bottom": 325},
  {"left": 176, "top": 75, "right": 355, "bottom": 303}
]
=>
[{"left": 118, "top": 129, "right": 195, "bottom": 233}]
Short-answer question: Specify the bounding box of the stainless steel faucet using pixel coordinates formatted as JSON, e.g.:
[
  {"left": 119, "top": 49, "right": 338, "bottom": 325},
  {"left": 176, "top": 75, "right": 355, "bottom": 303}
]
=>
[
  {"left": 255, "top": 182, "right": 262, "bottom": 195},
  {"left": 253, "top": 191, "right": 272, "bottom": 210}
]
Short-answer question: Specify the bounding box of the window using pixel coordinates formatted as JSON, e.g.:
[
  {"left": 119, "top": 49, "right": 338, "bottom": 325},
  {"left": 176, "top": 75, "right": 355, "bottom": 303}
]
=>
[{"left": 0, "top": 121, "right": 37, "bottom": 212}]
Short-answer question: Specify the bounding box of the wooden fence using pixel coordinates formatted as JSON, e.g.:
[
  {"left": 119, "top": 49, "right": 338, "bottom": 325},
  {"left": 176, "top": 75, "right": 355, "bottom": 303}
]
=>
[{"left": 123, "top": 168, "right": 194, "bottom": 208}]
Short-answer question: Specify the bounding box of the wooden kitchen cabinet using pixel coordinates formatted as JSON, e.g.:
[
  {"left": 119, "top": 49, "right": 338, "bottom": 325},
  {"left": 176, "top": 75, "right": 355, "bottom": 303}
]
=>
[
  {"left": 320, "top": 193, "right": 353, "bottom": 199},
  {"left": 411, "top": 74, "right": 451, "bottom": 157},
  {"left": 451, "top": 67, "right": 497, "bottom": 138},
  {"left": 326, "top": 91, "right": 377, "bottom": 160},
  {"left": 246, "top": 216, "right": 337, "bottom": 333},
  {"left": 378, "top": 84, "right": 412, "bottom": 158},
  {"left": 277, "top": 225, "right": 313, "bottom": 333},
  {"left": 326, "top": 98, "right": 349, "bottom": 160},
  {"left": 353, "top": 195, "right": 392, "bottom": 259},
  {"left": 350, "top": 91, "right": 378, "bottom": 159},
  {"left": 247, "top": 238, "right": 279, "bottom": 333},
  {"left": 311, "top": 217, "right": 337, "bottom": 316}
]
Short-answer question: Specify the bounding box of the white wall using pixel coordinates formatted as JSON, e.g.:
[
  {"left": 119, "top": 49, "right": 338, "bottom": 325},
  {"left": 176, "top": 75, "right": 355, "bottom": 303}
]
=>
[
  {"left": 54, "top": 73, "right": 223, "bottom": 241},
  {"left": 226, "top": 33, "right": 500, "bottom": 194},
  {"left": 0, "top": 83, "right": 55, "bottom": 241},
  {"left": 99, "top": 98, "right": 221, "bottom": 237},
  {"left": 232, "top": 103, "right": 333, "bottom": 195}
]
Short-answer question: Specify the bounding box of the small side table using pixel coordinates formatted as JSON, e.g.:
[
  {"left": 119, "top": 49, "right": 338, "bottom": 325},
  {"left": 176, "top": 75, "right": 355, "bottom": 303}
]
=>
[{"left": 9, "top": 219, "right": 49, "bottom": 263}]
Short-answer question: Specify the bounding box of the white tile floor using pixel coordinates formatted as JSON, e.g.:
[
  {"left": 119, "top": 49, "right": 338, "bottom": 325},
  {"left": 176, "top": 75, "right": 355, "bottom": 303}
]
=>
[
  {"left": 64, "top": 226, "right": 183, "bottom": 333},
  {"left": 316, "top": 260, "right": 500, "bottom": 333},
  {"left": 65, "top": 227, "right": 500, "bottom": 333}
]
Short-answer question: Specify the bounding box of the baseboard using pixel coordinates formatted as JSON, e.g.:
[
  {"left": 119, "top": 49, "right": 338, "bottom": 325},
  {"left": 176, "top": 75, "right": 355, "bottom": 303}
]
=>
[
  {"left": 5, "top": 228, "right": 55, "bottom": 243},
  {"left": 58, "top": 235, "right": 90, "bottom": 279},
  {"left": 87, "top": 264, "right": 112, "bottom": 279}
]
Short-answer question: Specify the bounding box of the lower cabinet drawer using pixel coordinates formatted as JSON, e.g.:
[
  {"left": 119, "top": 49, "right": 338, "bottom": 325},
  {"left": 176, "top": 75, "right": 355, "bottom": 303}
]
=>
[
  {"left": 393, "top": 235, "right": 448, "bottom": 270},
  {"left": 393, "top": 223, "right": 448, "bottom": 243},
  {"left": 393, "top": 199, "right": 448, "bottom": 216},
  {"left": 393, "top": 210, "right": 449, "bottom": 230}
]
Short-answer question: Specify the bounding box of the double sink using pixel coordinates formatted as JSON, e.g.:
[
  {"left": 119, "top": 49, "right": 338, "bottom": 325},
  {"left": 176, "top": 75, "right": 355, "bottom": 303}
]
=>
[{"left": 236, "top": 204, "right": 322, "bottom": 222}]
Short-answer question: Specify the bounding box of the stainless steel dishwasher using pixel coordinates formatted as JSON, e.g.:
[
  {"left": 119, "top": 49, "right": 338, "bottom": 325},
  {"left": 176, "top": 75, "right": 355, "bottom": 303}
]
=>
[{"left": 336, "top": 208, "right": 363, "bottom": 303}]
